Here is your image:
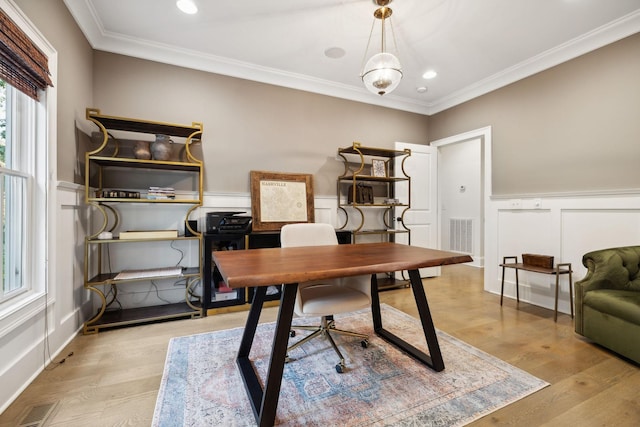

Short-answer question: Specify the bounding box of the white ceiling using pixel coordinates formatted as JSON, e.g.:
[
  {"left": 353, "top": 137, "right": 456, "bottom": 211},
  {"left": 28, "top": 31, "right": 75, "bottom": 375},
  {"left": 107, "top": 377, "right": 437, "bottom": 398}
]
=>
[{"left": 63, "top": 0, "right": 640, "bottom": 115}]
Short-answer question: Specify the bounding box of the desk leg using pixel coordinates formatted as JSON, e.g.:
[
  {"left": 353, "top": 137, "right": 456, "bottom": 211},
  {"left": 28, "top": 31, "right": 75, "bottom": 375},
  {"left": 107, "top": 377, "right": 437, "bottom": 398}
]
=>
[
  {"left": 371, "top": 269, "right": 445, "bottom": 372},
  {"left": 236, "top": 283, "right": 298, "bottom": 427}
]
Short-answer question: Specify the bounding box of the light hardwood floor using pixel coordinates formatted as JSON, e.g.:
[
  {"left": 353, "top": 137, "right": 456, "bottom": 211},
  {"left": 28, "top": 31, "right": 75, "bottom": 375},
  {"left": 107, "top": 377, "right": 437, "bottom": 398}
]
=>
[{"left": 1, "top": 265, "right": 639, "bottom": 426}]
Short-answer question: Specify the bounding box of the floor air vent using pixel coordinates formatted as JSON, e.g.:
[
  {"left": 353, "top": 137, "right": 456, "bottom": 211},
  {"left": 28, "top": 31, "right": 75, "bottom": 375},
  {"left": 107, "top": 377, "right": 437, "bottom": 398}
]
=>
[
  {"left": 18, "top": 402, "right": 58, "bottom": 427},
  {"left": 449, "top": 218, "right": 473, "bottom": 254}
]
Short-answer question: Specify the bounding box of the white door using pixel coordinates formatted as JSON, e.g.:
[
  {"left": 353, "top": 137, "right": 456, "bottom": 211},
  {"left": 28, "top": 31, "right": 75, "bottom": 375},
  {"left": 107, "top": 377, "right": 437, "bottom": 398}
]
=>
[{"left": 394, "top": 142, "right": 440, "bottom": 277}]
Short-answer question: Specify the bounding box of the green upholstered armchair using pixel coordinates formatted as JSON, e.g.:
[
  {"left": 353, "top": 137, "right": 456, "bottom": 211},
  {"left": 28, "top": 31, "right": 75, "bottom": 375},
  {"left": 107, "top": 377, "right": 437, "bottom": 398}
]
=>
[{"left": 575, "top": 246, "right": 640, "bottom": 364}]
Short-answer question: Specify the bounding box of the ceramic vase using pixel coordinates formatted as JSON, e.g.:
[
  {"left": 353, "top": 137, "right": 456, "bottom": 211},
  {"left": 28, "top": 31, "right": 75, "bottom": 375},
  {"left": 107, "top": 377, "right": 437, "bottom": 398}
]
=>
[
  {"left": 151, "top": 134, "right": 172, "bottom": 161},
  {"left": 133, "top": 141, "right": 151, "bottom": 160}
]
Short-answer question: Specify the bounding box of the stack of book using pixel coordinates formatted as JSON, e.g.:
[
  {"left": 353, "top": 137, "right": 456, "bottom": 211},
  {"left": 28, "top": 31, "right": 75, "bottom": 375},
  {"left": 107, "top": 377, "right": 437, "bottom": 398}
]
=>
[
  {"left": 147, "top": 186, "right": 175, "bottom": 200},
  {"left": 214, "top": 281, "right": 238, "bottom": 301},
  {"left": 119, "top": 230, "right": 178, "bottom": 240}
]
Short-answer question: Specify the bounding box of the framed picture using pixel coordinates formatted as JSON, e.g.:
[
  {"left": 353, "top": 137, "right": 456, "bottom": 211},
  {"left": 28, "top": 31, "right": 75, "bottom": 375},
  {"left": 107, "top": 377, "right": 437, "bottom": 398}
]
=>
[
  {"left": 250, "top": 171, "right": 315, "bottom": 231},
  {"left": 372, "top": 159, "right": 386, "bottom": 177}
]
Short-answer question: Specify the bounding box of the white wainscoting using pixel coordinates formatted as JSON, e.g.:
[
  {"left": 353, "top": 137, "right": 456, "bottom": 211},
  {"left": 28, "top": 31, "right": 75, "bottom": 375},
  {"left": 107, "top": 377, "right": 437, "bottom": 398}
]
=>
[
  {"left": 485, "top": 192, "right": 640, "bottom": 316},
  {"left": 0, "top": 182, "right": 88, "bottom": 414}
]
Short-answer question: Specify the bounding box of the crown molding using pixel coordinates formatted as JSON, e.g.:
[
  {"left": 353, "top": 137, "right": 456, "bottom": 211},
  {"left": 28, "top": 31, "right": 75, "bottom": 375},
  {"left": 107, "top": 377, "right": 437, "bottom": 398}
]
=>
[
  {"left": 429, "top": 9, "right": 640, "bottom": 114},
  {"left": 64, "top": 1, "right": 640, "bottom": 116}
]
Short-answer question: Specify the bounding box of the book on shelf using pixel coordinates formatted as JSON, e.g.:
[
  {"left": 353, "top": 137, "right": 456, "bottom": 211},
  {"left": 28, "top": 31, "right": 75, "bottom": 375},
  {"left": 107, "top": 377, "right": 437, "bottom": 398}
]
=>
[
  {"left": 118, "top": 230, "right": 178, "bottom": 240},
  {"left": 214, "top": 292, "right": 238, "bottom": 301},
  {"left": 96, "top": 189, "right": 141, "bottom": 199},
  {"left": 146, "top": 194, "right": 176, "bottom": 200},
  {"left": 218, "top": 282, "right": 234, "bottom": 293},
  {"left": 114, "top": 266, "right": 183, "bottom": 280},
  {"left": 147, "top": 186, "right": 176, "bottom": 200}
]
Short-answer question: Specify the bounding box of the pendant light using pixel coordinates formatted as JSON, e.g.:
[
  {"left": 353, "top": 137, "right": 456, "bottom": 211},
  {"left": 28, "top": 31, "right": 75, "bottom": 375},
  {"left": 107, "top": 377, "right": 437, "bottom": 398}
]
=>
[{"left": 361, "top": 0, "right": 402, "bottom": 96}]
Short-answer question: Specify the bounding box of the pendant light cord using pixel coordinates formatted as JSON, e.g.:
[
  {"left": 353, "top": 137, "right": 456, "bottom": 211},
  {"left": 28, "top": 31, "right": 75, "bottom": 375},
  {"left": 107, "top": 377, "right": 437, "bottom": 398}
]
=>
[{"left": 360, "top": 18, "right": 377, "bottom": 75}]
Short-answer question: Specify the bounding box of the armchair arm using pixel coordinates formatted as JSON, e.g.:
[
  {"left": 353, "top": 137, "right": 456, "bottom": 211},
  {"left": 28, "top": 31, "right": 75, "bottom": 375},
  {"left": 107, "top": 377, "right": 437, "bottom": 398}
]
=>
[
  {"left": 575, "top": 256, "right": 619, "bottom": 293},
  {"left": 575, "top": 246, "right": 640, "bottom": 334}
]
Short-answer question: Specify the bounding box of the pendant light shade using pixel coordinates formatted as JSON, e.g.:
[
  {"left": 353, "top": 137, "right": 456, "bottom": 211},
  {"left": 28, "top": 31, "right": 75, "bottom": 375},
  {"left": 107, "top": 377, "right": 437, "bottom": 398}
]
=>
[
  {"left": 361, "top": 0, "right": 402, "bottom": 96},
  {"left": 362, "top": 52, "right": 402, "bottom": 96}
]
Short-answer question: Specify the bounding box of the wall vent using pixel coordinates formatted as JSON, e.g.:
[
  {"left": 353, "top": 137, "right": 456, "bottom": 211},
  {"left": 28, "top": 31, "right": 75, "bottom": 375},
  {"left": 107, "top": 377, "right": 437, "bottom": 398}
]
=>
[{"left": 449, "top": 218, "right": 473, "bottom": 254}]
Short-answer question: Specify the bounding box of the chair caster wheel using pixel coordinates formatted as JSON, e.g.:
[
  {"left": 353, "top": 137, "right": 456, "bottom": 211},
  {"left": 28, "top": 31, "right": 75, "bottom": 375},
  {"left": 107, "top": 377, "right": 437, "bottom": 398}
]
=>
[
  {"left": 289, "top": 330, "right": 296, "bottom": 337},
  {"left": 361, "top": 339, "right": 369, "bottom": 348},
  {"left": 335, "top": 363, "right": 345, "bottom": 373}
]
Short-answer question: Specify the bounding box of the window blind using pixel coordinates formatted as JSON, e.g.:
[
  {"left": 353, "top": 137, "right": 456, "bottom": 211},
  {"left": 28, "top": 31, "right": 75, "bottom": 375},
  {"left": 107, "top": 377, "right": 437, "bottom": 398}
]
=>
[{"left": 0, "top": 8, "right": 52, "bottom": 100}]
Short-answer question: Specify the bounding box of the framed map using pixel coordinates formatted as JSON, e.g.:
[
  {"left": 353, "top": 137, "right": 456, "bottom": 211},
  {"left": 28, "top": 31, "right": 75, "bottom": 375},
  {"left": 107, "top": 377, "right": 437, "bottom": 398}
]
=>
[{"left": 250, "top": 171, "right": 315, "bottom": 231}]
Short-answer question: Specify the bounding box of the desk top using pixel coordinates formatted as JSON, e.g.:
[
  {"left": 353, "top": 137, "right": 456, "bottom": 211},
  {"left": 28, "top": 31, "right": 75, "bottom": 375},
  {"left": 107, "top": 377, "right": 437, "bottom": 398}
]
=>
[{"left": 213, "top": 242, "right": 473, "bottom": 288}]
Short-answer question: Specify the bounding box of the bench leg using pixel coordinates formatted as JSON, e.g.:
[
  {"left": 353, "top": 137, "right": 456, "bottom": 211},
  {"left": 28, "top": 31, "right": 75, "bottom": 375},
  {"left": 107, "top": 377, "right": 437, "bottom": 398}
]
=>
[
  {"left": 554, "top": 274, "right": 560, "bottom": 322},
  {"left": 500, "top": 266, "right": 506, "bottom": 305},
  {"left": 515, "top": 269, "right": 520, "bottom": 303}
]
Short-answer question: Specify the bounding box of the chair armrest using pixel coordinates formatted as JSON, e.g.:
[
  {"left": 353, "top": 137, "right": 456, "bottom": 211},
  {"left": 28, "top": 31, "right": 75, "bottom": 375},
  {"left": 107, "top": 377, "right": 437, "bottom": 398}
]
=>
[{"left": 574, "top": 246, "right": 640, "bottom": 333}]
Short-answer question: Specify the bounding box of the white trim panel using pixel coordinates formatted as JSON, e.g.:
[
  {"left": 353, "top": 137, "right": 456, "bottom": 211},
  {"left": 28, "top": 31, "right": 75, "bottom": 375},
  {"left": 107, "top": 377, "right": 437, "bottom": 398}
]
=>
[{"left": 485, "top": 193, "right": 640, "bottom": 316}]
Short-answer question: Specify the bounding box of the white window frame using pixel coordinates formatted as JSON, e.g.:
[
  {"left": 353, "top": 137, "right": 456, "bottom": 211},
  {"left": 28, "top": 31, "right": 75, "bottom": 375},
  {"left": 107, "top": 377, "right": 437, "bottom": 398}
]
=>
[
  {"left": 1, "top": 86, "right": 36, "bottom": 303},
  {"left": 0, "top": 0, "right": 57, "bottom": 330}
]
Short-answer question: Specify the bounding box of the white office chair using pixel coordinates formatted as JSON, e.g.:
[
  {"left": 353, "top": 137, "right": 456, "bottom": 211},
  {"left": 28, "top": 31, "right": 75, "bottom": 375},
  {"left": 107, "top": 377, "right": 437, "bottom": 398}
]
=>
[{"left": 280, "top": 222, "right": 371, "bottom": 373}]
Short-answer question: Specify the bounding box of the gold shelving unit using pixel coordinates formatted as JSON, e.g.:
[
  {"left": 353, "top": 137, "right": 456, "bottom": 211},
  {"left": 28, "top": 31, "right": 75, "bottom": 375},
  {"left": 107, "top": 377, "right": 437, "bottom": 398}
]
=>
[
  {"left": 337, "top": 141, "right": 412, "bottom": 289},
  {"left": 82, "top": 108, "right": 204, "bottom": 334}
]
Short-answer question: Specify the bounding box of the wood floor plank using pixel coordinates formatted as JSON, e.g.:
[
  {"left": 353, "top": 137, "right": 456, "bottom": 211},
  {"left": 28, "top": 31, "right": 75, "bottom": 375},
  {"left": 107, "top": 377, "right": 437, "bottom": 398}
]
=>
[{"left": 1, "top": 265, "right": 638, "bottom": 427}]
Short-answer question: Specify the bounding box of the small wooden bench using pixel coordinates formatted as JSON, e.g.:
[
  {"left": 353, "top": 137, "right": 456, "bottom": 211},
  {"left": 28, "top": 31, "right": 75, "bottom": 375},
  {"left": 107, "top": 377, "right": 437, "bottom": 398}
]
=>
[{"left": 499, "top": 256, "right": 573, "bottom": 322}]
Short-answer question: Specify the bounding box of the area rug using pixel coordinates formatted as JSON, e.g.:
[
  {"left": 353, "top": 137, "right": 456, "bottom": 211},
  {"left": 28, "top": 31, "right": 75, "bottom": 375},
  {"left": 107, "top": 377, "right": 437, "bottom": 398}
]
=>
[{"left": 153, "top": 304, "right": 548, "bottom": 426}]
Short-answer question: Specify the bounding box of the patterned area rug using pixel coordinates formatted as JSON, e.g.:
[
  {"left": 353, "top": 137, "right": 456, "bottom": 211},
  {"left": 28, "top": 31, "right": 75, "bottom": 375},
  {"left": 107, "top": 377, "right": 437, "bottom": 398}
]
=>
[{"left": 153, "top": 305, "right": 548, "bottom": 426}]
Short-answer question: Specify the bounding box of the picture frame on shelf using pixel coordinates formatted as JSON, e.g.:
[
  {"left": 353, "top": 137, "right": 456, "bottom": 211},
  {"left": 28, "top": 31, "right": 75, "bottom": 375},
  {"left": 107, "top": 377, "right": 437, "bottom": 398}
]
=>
[{"left": 372, "top": 159, "right": 386, "bottom": 177}]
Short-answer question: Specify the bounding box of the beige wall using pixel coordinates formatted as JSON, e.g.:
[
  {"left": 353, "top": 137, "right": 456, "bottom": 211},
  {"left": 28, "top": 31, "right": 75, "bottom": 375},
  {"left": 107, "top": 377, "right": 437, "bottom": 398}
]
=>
[
  {"left": 15, "top": 0, "right": 94, "bottom": 183},
  {"left": 14, "top": 0, "right": 430, "bottom": 195},
  {"left": 15, "top": 0, "right": 640, "bottom": 197},
  {"left": 429, "top": 32, "right": 640, "bottom": 196},
  {"left": 91, "top": 52, "right": 429, "bottom": 196}
]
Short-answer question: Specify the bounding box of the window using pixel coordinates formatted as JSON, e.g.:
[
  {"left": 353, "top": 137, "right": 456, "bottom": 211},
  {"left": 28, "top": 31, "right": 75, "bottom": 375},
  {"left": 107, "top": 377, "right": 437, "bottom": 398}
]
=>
[
  {"left": 0, "top": 0, "right": 54, "bottom": 317},
  {"left": 0, "top": 80, "right": 40, "bottom": 303}
]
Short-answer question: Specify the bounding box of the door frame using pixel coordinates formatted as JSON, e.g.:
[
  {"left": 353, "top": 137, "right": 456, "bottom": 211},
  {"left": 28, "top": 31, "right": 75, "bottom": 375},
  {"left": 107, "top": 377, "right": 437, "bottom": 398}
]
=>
[
  {"left": 394, "top": 141, "right": 439, "bottom": 277},
  {"left": 430, "top": 126, "right": 492, "bottom": 268}
]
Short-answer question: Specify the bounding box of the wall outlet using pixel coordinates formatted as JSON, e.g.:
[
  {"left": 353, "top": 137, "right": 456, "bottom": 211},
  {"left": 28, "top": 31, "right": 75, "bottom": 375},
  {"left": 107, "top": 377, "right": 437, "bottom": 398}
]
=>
[{"left": 509, "top": 199, "right": 522, "bottom": 209}]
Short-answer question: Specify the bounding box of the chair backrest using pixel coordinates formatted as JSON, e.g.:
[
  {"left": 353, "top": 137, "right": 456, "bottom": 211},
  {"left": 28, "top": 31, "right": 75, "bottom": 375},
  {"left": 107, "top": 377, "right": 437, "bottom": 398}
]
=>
[
  {"left": 280, "top": 223, "right": 338, "bottom": 248},
  {"left": 581, "top": 245, "right": 640, "bottom": 291},
  {"left": 280, "top": 223, "right": 371, "bottom": 316}
]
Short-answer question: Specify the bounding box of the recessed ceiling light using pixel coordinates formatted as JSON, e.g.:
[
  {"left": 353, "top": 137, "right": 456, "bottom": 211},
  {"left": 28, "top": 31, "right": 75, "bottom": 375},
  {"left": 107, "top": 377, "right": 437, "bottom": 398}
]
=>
[
  {"left": 422, "top": 70, "right": 437, "bottom": 80},
  {"left": 176, "top": 0, "right": 198, "bottom": 14},
  {"left": 324, "top": 47, "right": 346, "bottom": 59},
  {"left": 416, "top": 86, "right": 428, "bottom": 93}
]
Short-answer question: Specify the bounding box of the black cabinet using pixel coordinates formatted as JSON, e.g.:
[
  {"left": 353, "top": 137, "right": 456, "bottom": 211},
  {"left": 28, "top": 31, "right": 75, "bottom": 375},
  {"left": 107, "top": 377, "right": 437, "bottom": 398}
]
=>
[{"left": 203, "top": 230, "right": 352, "bottom": 314}]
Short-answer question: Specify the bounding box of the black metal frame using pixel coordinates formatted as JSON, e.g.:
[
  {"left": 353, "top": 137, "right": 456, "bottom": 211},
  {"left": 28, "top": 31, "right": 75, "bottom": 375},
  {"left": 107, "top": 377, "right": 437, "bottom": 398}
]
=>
[
  {"left": 235, "top": 268, "right": 444, "bottom": 426},
  {"left": 371, "top": 269, "right": 444, "bottom": 371}
]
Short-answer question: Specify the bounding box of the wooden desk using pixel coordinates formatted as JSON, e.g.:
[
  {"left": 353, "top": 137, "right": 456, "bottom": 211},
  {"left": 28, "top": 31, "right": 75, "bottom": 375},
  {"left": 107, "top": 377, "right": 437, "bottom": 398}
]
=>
[
  {"left": 202, "top": 230, "right": 352, "bottom": 313},
  {"left": 499, "top": 256, "right": 574, "bottom": 322},
  {"left": 213, "top": 242, "right": 472, "bottom": 427}
]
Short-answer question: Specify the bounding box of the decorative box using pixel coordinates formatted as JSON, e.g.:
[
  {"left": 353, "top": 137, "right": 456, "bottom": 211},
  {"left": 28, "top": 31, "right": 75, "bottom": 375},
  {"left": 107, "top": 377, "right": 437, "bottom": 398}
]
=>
[{"left": 522, "top": 253, "right": 554, "bottom": 268}]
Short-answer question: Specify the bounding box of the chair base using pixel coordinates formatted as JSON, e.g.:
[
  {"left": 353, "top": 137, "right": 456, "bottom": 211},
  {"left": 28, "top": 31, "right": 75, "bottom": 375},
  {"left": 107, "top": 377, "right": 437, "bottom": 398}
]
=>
[{"left": 286, "top": 316, "right": 369, "bottom": 373}]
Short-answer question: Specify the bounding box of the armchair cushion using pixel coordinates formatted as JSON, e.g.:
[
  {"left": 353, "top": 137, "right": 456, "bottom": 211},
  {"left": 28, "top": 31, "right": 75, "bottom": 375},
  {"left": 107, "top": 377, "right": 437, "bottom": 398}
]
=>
[{"left": 583, "top": 290, "right": 640, "bottom": 325}]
